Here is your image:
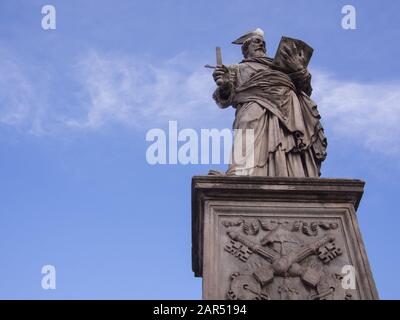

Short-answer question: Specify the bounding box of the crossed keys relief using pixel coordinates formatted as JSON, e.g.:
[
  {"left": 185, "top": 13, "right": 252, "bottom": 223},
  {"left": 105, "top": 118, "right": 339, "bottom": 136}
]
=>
[{"left": 221, "top": 218, "right": 355, "bottom": 300}]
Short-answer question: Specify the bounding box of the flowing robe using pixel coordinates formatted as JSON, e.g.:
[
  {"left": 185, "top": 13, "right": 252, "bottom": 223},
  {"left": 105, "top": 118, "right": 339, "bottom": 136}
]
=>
[{"left": 213, "top": 57, "right": 327, "bottom": 177}]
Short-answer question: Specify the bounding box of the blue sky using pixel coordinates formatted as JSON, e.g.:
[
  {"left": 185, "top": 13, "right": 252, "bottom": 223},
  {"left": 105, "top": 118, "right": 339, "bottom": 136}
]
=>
[{"left": 0, "top": 0, "right": 399, "bottom": 299}]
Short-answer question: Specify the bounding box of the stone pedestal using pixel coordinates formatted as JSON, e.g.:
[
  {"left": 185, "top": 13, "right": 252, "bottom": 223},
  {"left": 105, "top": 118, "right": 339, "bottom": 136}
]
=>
[{"left": 192, "top": 176, "right": 378, "bottom": 300}]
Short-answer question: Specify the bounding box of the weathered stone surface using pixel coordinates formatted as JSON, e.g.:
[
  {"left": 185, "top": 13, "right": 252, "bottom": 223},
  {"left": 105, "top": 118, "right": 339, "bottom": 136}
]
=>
[
  {"left": 192, "top": 175, "right": 378, "bottom": 300},
  {"left": 211, "top": 29, "right": 327, "bottom": 177}
]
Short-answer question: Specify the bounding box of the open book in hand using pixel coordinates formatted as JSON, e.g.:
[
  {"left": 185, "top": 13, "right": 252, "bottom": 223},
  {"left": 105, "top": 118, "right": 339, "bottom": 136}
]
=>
[{"left": 273, "top": 36, "right": 314, "bottom": 72}]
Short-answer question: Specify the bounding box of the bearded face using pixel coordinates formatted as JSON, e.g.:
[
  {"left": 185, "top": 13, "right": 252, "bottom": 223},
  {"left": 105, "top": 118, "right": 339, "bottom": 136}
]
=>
[{"left": 242, "top": 35, "right": 267, "bottom": 58}]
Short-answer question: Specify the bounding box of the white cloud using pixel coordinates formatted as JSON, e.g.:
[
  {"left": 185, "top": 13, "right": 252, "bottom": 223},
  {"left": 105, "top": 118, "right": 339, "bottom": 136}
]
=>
[
  {"left": 0, "top": 64, "right": 31, "bottom": 125},
  {"left": 67, "top": 51, "right": 217, "bottom": 129},
  {"left": 0, "top": 53, "right": 42, "bottom": 135},
  {"left": 312, "top": 70, "right": 400, "bottom": 154},
  {"left": 70, "top": 52, "right": 400, "bottom": 154},
  {"left": 1, "top": 48, "right": 400, "bottom": 155}
]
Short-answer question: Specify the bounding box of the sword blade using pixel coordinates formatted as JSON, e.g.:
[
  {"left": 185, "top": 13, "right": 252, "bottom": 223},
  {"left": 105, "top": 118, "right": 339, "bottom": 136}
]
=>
[{"left": 216, "top": 47, "right": 222, "bottom": 66}]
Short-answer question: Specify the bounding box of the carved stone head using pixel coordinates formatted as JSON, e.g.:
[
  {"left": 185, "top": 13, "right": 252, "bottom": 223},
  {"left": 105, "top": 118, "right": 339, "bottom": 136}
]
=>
[
  {"left": 241, "top": 35, "right": 267, "bottom": 58},
  {"left": 232, "top": 28, "right": 267, "bottom": 59}
]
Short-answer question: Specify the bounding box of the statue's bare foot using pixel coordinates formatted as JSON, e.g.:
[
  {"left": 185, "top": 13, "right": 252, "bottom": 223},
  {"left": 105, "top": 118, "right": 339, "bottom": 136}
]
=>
[{"left": 208, "top": 170, "right": 227, "bottom": 176}]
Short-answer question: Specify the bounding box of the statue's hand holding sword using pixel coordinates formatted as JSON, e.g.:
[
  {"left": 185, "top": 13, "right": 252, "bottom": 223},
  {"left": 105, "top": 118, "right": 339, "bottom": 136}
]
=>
[{"left": 205, "top": 47, "right": 230, "bottom": 87}]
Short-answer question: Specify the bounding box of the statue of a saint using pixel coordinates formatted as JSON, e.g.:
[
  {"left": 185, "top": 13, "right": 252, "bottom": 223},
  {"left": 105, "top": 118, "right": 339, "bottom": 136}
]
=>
[{"left": 212, "top": 28, "right": 327, "bottom": 177}]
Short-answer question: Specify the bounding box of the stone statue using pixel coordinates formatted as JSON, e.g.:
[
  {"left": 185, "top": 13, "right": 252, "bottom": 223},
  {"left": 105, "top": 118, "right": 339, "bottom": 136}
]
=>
[
  {"left": 211, "top": 28, "right": 327, "bottom": 177},
  {"left": 194, "top": 31, "right": 378, "bottom": 299}
]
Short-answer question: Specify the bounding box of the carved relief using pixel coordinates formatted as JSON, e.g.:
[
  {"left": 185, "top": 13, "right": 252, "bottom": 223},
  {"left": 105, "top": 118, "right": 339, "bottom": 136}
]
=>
[{"left": 222, "top": 218, "right": 353, "bottom": 300}]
